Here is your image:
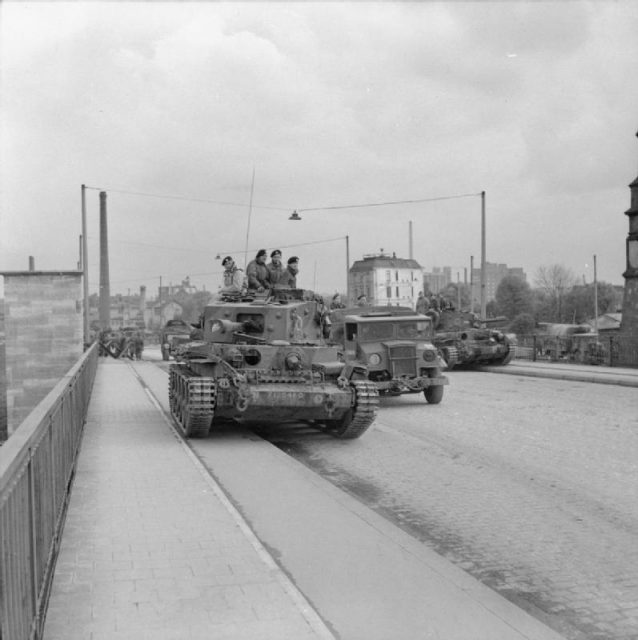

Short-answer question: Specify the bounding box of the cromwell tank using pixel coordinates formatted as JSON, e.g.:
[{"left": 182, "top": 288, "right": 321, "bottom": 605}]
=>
[
  {"left": 427, "top": 308, "right": 517, "bottom": 369},
  {"left": 329, "top": 306, "right": 448, "bottom": 403},
  {"left": 169, "top": 289, "right": 379, "bottom": 439}
]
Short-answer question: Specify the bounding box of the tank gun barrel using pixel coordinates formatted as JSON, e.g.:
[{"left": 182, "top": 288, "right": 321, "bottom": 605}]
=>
[{"left": 210, "top": 319, "right": 246, "bottom": 335}]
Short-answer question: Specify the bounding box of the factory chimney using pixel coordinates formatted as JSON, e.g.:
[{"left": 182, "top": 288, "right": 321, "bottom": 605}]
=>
[{"left": 99, "top": 191, "right": 110, "bottom": 329}]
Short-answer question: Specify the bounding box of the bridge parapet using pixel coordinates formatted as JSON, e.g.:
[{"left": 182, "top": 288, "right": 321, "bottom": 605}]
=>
[{"left": 0, "top": 343, "right": 97, "bottom": 640}]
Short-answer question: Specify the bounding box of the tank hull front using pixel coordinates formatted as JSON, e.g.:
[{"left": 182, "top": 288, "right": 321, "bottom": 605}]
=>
[{"left": 214, "top": 382, "right": 354, "bottom": 423}]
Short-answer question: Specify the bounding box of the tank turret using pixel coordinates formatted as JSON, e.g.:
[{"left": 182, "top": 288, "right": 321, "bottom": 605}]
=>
[{"left": 168, "top": 289, "right": 379, "bottom": 438}]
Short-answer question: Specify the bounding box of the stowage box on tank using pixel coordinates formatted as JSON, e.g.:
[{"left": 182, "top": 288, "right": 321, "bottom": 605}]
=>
[{"left": 169, "top": 289, "right": 379, "bottom": 439}]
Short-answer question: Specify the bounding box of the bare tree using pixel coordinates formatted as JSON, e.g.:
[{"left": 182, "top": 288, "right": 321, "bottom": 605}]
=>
[{"left": 534, "top": 264, "right": 577, "bottom": 322}]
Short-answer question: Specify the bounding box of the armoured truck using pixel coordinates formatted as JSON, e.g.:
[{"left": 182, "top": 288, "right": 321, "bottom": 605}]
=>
[
  {"left": 160, "top": 319, "right": 193, "bottom": 361},
  {"left": 329, "top": 307, "right": 448, "bottom": 404},
  {"left": 428, "top": 308, "right": 516, "bottom": 369},
  {"left": 169, "top": 289, "right": 379, "bottom": 439}
]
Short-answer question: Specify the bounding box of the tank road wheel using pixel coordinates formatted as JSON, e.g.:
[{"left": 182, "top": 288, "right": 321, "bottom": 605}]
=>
[
  {"left": 169, "top": 366, "right": 216, "bottom": 438},
  {"left": 328, "top": 380, "right": 379, "bottom": 439},
  {"left": 493, "top": 343, "right": 516, "bottom": 366}
]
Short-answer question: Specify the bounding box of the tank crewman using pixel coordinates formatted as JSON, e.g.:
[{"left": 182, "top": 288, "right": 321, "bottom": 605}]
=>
[
  {"left": 330, "top": 292, "right": 345, "bottom": 310},
  {"left": 220, "top": 256, "right": 245, "bottom": 294},
  {"left": 246, "top": 249, "right": 270, "bottom": 291},
  {"left": 278, "top": 256, "right": 299, "bottom": 288},
  {"left": 416, "top": 291, "right": 429, "bottom": 314},
  {"left": 266, "top": 249, "right": 284, "bottom": 286},
  {"left": 357, "top": 294, "right": 368, "bottom": 307}
]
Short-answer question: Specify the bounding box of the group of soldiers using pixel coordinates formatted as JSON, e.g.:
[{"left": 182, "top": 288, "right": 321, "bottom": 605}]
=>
[
  {"left": 98, "top": 328, "right": 145, "bottom": 360},
  {"left": 415, "top": 291, "right": 453, "bottom": 315},
  {"left": 220, "top": 249, "right": 300, "bottom": 295}
]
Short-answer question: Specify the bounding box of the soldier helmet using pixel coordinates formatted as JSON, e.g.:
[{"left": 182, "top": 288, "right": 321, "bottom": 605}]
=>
[
  {"left": 270, "top": 249, "right": 282, "bottom": 258},
  {"left": 222, "top": 256, "right": 233, "bottom": 266},
  {"left": 287, "top": 256, "right": 299, "bottom": 265},
  {"left": 256, "top": 249, "right": 267, "bottom": 259}
]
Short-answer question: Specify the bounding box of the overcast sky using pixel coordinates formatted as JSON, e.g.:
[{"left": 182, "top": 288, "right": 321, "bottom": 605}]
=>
[{"left": 2, "top": 1, "right": 637, "bottom": 298}]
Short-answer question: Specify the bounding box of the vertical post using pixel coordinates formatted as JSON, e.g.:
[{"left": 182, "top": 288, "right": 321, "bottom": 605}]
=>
[
  {"left": 593, "top": 254, "right": 599, "bottom": 335},
  {"left": 480, "top": 191, "right": 487, "bottom": 319},
  {"left": 470, "top": 255, "right": 474, "bottom": 314},
  {"left": 82, "top": 185, "right": 89, "bottom": 345},
  {"left": 98, "top": 191, "right": 110, "bottom": 330},
  {"left": 346, "top": 235, "right": 351, "bottom": 304},
  {"left": 408, "top": 221, "right": 413, "bottom": 259},
  {"left": 243, "top": 168, "right": 255, "bottom": 270}
]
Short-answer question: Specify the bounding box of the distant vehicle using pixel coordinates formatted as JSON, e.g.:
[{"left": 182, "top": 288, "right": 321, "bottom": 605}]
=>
[
  {"left": 427, "top": 308, "right": 516, "bottom": 369},
  {"left": 329, "top": 306, "right": 448, "bottom": 404},
  {"left": 160, "top": 319, "right": 192, "bottom": 361},
  {"left": 168, "top": 289, "right": 379, "bottom": 439}
]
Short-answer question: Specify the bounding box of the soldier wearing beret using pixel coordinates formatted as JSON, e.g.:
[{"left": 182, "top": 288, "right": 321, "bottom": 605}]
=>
[
  {"left": 266, "top": 249, "right": 284, "bottom": 286},
  {"left": 220, "top": 256, "right": 245, "bottom": 294},
  {"left": 278, "top": 256, "right": 299, "bottom": 288},
  {"left": 246, "top": 249, "right": 270, "bottom": 291}
]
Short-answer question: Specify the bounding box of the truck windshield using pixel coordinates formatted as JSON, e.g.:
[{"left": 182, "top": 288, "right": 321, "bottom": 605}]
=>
[
  {"left": 397, "top": 321, "right": 431, "bottom": 339},
  {"left": 359, "top": 323, "right": 395, "bottom": 341}
]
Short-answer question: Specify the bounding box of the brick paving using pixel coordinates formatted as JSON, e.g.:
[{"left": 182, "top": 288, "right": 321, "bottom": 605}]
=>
[
  {"left": 274, "top": 371, "right": 638, "bottom": 640},
  {"left": 43, "top": 359, "right": 335, "bottom": 640}
]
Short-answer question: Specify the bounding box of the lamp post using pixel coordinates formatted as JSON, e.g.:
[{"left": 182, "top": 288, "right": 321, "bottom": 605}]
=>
[
  {"left": 480, "top": 190, "right": 487, "bottom": 320},
  {"left": 289, "top": 210, "right": 350, "bottom": 301},
  {"left": 81, "top": 184, "right": 89, "bottom": 345},
  {"left": 290, "top": 190, "right": 486, "bottom": 314}
]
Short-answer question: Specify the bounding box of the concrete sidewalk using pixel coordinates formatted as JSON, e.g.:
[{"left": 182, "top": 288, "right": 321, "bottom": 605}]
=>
[
  {"left": 44, "top": 358, "right": 567, "bottom": 640},
  {"left": 480, "top": 359, "right": 638, "bottom": 387},
  {"left": 43, "top": 360, "right": 335, "bottom": 640}
]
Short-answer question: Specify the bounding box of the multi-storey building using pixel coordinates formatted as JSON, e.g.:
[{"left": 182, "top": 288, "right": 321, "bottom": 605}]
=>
[
  {"left": 470, "top": 262, "right": 527, "bottom": 305},
  {"left": 423, "top": 266, "right": 453, "bottom": 294},
  {"left": 348, "top": 252, "right": 423, "bottom": 307}
]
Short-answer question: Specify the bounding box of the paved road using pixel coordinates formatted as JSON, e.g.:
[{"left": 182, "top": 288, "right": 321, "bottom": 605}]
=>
[{"left": 259, "top": 372, "right": 638, "bottom": 640}]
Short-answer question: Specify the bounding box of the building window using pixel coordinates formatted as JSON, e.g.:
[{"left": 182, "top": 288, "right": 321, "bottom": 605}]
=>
[
  {"left": 395, "top": 286, "right": 399, "bottom": 297},
  {"left": 385, "top": 270, "right": 391, "bottom": 283},
  {"left": 395, "top": 271, "right": 399, "bottom": 281},
  {"left": 386, "top": 286, "right": 392, "bottom": 299}
]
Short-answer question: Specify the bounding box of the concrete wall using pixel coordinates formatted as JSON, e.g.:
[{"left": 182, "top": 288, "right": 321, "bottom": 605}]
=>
[
  {"left": 0, "top": 300, "right": 7, "bottom": 441},
  {"left": 2, "top": 272, "right": 83, "bottom": 435}
]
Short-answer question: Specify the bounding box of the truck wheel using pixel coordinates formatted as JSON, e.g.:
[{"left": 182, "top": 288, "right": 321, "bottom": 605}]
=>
[{"left": 424, "top": 385, "right": 444, "bottom": 404}]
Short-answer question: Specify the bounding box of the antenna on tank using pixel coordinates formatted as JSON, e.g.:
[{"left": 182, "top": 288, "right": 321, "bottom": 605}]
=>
[{"left": 243, "top": 167, "right": 255, "bottom": 269}]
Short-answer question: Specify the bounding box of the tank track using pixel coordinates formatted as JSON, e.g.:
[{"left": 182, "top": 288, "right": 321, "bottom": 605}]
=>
[
  {"left": 330, "top": 380, "right": 379, "bottom": 439},
  {"left": 169, "top": 365, "right": 217, "bottom": 438}
]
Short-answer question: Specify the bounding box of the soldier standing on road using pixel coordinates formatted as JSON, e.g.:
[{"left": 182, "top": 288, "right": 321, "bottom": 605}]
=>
[
  {"left": 278, "top": 256, "right": 299, "bottom": 288},
  {"left": 246, "top": 249, "right": 270, "bottom": 291},
  {"left": 266, "top": 249, "right": 284, "bottom": 286},
  {"left": 220, "top": 256, "right": 245, "bottom": 295}
]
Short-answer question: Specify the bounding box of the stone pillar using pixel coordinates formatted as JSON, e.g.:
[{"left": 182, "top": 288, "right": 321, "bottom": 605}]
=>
[
  {"left": 618, "top": 131, "right": 638, "bottom": 364},
  {"left": 0, "top": 271, "right": 83, "bottom": 435}
]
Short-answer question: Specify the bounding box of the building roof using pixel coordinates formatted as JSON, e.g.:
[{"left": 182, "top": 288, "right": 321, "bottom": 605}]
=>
[{"left": 350, "top": 255, "right": 422, "bottom": 272}]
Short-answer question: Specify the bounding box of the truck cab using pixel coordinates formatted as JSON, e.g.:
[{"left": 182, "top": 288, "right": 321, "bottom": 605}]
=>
[{"left": 330, "top": 307, "right": 448, "bottom": 404}]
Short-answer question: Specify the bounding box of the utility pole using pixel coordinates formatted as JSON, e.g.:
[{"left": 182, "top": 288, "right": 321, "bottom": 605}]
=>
[
  {"left": 346, "top": 235, "right": 351, "bottom": 303},
  {"left": 593, "top": 254, "right": 599, "bottom": 334},
  {"left": 81, "top": 184, "right": 89, "bottom": 344},
  {"left": 98, "top": 191, "right": 110, "bottom": 330},
  {"left": 480, "top": 191, "right": 487, "bottom": 319}
]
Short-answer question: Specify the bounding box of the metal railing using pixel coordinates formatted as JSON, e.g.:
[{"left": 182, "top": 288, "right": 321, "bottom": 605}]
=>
[
  {"left": 0, "top": 343, "right": 98, "bottom": 640},
  {"left": 514, "top": 334, "right": 638, "bottom": 368}
]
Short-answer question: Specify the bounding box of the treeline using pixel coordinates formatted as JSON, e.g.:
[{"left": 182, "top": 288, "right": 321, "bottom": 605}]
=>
[{"left": 438, "top": 263, "right": 621, "bottom": 335}]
